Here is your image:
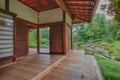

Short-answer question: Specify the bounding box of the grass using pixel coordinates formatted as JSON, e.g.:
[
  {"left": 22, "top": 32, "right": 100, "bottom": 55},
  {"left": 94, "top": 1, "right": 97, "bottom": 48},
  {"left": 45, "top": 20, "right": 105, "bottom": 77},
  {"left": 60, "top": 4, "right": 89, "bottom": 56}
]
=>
[
  {"left": 96, "top": 55, "right": 120, "bottom": 80},
  {"left": 108, "top": 41, "right": 120, "bottom": 51},
  {"left": 107, "top": 41, "right": 120, "bottom": 61}
]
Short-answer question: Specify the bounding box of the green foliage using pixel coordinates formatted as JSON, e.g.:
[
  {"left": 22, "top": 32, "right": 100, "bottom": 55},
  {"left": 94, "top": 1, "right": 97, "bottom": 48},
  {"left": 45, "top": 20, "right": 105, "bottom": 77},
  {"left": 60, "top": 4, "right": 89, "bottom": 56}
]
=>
[
  {"left": 115, "top": 30, "right": 120, "bottom": 40},
  {"left": 96, "top": 55, "right": 120, "bottom": 80},
  {"left": 108, "top": 0, "right": 120, "bottom": 22},
  {"left": 29, "top": 43, "right": 37, "bottom": 48},
  {"left": 72, "top": 12, "right": 120, "bottom": 80},
  {"left": 105, "top": 36, "right": 114, "bottom": 43},
  {"left": 29, "top": 28, "right": 49, "bottom": 48},
  {"left": 113, "top": 53, "right": 120, "bottom": 61},
  {"left": 73, "top": 14, "right": 120, "bottom": 49}
]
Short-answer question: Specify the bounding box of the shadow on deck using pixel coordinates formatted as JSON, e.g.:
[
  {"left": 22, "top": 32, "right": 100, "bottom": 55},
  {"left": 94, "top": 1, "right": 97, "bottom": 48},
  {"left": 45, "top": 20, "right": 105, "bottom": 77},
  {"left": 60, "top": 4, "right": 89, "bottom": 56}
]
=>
[{"left": 0, "top": 50, "right": 104, "bottom": 80}]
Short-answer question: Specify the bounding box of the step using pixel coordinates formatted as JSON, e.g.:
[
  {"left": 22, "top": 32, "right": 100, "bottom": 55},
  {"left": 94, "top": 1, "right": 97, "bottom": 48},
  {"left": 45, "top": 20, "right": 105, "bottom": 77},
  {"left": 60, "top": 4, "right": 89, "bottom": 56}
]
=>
[{"left": 82, "top": 55, "right": 104, "bottom": 80}]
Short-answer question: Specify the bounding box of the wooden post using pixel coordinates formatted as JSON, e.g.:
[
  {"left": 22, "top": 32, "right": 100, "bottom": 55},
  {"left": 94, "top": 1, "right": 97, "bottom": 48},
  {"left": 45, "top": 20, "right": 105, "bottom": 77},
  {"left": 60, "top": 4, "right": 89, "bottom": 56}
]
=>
[
  {"left": 63, "top": 23, "right": 67, "bottom": 55},
  {"left": 37, "top": 27, "right": 40, "bottom": 54},
  {"left": 5, "top": 0, "right": 9, "bottom": 11},
  {"left": 71, "top": 25, "right": 73, "bottom": 50},
  {"left": 13, "top": 17, "right": 16, "bottom": 62},
  {"left": 62, "top": 11, "right": 67, "bottom": 55},
  {"left": 37, "top": 12, "right": 40, "bottom": 54}
]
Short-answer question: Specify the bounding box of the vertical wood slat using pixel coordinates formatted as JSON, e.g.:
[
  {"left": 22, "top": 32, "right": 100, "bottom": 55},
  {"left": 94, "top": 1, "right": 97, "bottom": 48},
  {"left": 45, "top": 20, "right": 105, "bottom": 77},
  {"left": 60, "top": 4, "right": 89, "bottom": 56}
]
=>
[
  {"left": 63, "top": 23, "right": 67, "bottom": 55},
  {"left": 15, "top": 22, "right": 28, "bottom": 57},
  {"left": 37, "top": 12, "right": 40, "bottom": 54},
  {"left": 37, "top": 27, "right": 40, "bottom": 54},
  {"left": 50, "top": 25, "right": 63, "bottom": 53},
  {"left": 71, "top": 26, "right": 73, "bottom": 50},
  {"left": 13, "top": 17, "right": 16, "bottom": 62},
  {"left": 63, "top": 11, "right": 67, "bottom": 55}
]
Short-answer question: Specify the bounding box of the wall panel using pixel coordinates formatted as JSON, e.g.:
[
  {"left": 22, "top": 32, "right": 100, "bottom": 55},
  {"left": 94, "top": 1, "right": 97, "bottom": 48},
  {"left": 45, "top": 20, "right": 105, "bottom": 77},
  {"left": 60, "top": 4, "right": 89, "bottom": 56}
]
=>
[
  {"left": 66, "top": 23, "right": 72, "bottom": 52},
  {"left": 39, "top": 8, "right": 63, "bottom": 24},
  {"left": 0, "top": 0, "right": 5, "bottom": 9},
  {"left": 16, "top": 22, "right": 28, "bottom": 57},
  {"left": 50, "top": 25, "right": 63, "bottom": 53},
  {"left": 9, "top": 0, "right": 38, "bottom": 23}
]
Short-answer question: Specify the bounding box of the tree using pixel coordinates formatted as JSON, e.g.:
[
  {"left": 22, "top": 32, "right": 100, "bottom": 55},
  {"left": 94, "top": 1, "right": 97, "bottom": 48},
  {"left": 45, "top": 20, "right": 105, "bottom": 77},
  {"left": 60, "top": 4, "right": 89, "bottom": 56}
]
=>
[{"left": 101, "top": 0, "right": 120, "bottom": 24}]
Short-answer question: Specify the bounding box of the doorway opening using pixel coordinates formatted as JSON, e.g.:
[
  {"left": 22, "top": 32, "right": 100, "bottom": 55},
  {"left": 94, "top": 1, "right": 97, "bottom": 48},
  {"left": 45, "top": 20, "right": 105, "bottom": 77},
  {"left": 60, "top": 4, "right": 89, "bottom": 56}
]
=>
[
  {"left": 29, "top": 28, "right": 37, "bottom": 55},
  {"left": 40, "top": 27, "right": 50, "bottom": 54}
]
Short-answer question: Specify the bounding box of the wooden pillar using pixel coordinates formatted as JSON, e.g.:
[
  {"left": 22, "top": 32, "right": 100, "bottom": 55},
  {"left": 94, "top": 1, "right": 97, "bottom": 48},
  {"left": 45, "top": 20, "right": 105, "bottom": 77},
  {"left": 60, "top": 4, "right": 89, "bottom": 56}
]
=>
[
  {"left": 62, "top": 11, "right": 67, "bottom": 55},
  {"left": 37, "top": 12, "right": 40, "bottom": 54},
  {"left": 37, "top": 27, "right": 40, "bottom": 54},
  {"left": 71, "top": 25, "right": 73, "bottom": 50},
  {"left": 63, "top": 23, "right": 67, "bottom": 55},
  {"left": 13, "top": 17, "right": 16, "bottom": 62}
]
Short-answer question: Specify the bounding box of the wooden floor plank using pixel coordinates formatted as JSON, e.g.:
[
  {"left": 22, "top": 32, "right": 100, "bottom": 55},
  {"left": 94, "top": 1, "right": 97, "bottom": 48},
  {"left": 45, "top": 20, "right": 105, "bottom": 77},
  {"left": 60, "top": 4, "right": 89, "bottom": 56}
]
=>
[
  {"left": 0, "top": 50, "right": 103, "bottom": 80},
  {"left": 41, "top": 50, "right": 84, "bottom": 80},
  {"left": 0, "top": 54, "right": 63, "bottom": 80}
]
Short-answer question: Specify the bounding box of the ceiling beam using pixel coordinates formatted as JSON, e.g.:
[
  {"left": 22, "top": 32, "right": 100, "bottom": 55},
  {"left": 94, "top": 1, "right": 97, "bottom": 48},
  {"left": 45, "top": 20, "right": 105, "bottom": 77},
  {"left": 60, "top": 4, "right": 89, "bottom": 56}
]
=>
[
  {"left": 91, "top": 0, "right": 99, "bottom": 22},
  {"left": 64, "top": 1, "right": 93, "bottom": 4},
  {"left": 54, "top": 0, "right": 72, "bottom": 19},
  {"left": 68, "top": 6, "right": 93, "bottom": 10},
  {"left": 64, "top": 0, "right": 94, "bottom": 1}
]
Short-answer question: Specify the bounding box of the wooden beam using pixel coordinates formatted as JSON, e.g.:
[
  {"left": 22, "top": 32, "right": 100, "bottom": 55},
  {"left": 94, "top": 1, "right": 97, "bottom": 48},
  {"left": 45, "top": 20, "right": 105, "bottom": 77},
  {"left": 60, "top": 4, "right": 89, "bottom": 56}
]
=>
[
  {"left": 15, "top": 18, "right": 38, "bottom": 28},
  {"left": 62, "top": 11, "right": 67, "bottom": 55},
  {"left": 91, "top": 0, "right": 99, "bottom": 22},
  {"left": 63, "top": 23, "right": 67, "bottom": 55},
  {"left": 54, "top": 0, "right": 72, "bottom": 19},
  {"left": 39, "top": 21, "right": 63, "bottom": 27},
  {"left": 0, "top": 8, "right": 17, "bottom": 17},
  {"left": 5, "top": 0, "right": 9, "bottom": 11},
  {"left": 71, "top": 25, "right": 73, "bottom": 50},
  {"left": 13, "top": 17, "right": 17, "bottom": 62},
  {"left": 75, "top": 14, "right": 92, "bottom": 16},
  {"left": 37, "top": 27, "right": 40, "bottom": 54},
  {"left": 37, "top": 12, "right": 40, "bottom": 54},
  {"left": 65, "top": 1, "right": 92, "bottom": 4},
  {"left": 68, "top": 7, "right": 93, "bottom": 10},
  {"left": 70, "top": 10, "right": 92, "bottom": 13}
]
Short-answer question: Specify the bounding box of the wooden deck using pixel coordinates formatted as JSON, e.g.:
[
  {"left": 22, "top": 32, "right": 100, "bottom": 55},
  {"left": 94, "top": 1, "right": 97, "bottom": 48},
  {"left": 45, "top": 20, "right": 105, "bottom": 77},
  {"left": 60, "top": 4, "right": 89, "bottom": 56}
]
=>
[
  {"left": 0, "top": 54, "right": 64, "bottom": 80},
  {"left": 41, "top": 50, "right": 84, "bottom": 80},
  {"left": 0, "top": 50, "right": 103, "bottom": 80},
  {"left": 40, "top": 50, "right": 104, "bottom": 80}
]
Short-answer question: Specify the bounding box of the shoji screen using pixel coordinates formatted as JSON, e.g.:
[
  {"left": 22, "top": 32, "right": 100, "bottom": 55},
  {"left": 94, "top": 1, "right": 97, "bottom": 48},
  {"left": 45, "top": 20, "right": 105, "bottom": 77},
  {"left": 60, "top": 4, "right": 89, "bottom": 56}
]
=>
[{"left": 0, "top": 13, "right": 14, "bottom": 58}]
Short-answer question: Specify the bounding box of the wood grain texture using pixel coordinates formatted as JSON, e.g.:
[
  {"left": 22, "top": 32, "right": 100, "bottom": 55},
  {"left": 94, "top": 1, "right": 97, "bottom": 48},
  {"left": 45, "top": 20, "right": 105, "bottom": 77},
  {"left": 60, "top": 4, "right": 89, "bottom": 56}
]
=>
[
  {"left": 0, "top": 54, "right": 63, "bottom": 80},
  {"left": 41, "top": 50, "right": 84, "bottom": 80},
  {"left": 15, "top": 22, "right": 28, "bottom": 57},
  {"left": 50, "top": 25, "right": 63, "bottom": 54}
]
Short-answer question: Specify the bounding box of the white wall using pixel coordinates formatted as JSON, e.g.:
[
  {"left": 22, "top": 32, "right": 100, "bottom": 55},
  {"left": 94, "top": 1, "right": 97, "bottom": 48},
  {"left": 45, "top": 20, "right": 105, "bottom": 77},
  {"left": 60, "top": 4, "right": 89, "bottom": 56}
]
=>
[
  {"left": 39, "top": 8, "right": 63, "bottom": 24},
  {"left": 0, "top": 0, "right": 5, "bottom": 9},
  {"left": 9, "top": 0, "right": 38, "bottom": 23}
]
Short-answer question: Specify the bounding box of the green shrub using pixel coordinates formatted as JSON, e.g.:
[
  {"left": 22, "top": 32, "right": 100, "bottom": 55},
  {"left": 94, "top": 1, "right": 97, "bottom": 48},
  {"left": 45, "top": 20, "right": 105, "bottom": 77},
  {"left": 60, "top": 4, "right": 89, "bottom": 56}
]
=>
[
  {"left": 29, "top": 43, "right": 37, "bottom": 48},
  {"left": 105, "top": 36, "right": 114, "bottom": 43},
  {"left": 115, "top": 30, "right": 120, "bottom": 40},
  {"left": 113, "top": 53, "right": 120, "bottom": 61},
  {"left": 96, "top": 55, "right": 120, "bottom": 80}
]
